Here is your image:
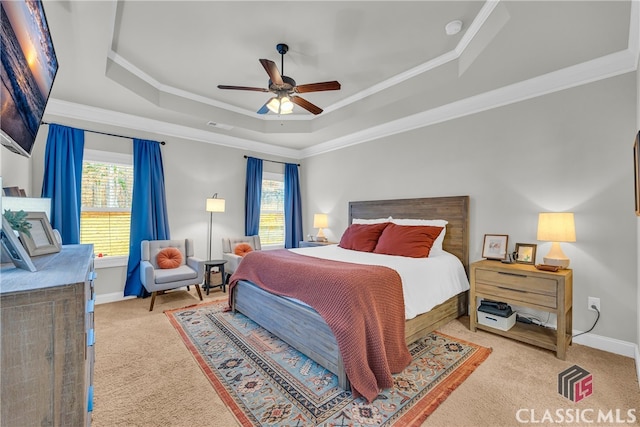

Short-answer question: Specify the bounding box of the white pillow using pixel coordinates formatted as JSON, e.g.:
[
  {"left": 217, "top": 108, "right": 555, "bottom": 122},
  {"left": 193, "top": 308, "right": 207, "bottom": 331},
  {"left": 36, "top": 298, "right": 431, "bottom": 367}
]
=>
[
  {"left": 352, "top": 217, "right": 392, "bottom": 224},
  {"left": 390, "top": 218, "right": 448, "bottom": 255}
]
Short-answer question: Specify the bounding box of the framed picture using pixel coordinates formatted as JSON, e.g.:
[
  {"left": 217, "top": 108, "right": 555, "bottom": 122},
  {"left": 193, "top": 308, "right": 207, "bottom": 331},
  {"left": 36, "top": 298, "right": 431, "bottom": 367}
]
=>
[
  {"left": 18, "top": 212, "right": 61, "bottom": 257},
  {"left": 3, "top": 186, "right": 21, "bottom": 197},
  {"left": 482, "top": 234, "right": 509, "bottom": 260},
  {"left": 634, "top": 131, "right": 639, "bottom": 216},
  {"left": 1, "top": 216, "right": 37, "bottom": 271},
  {"left": 515, "top": 243, "right": 537, "bottom": 265}
]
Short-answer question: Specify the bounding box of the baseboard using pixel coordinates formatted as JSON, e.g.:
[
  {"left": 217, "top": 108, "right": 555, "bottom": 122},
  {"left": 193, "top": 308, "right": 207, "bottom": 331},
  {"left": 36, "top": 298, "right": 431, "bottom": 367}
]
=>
[
  {"left": 572, "top": 330, "right": 636, "bottom": 358},
  {"left": 96, "top": 292, "right": 135, "bottom": 305},
  {"left": 636, "top": 344, "right": 640, "bottom": 389}
]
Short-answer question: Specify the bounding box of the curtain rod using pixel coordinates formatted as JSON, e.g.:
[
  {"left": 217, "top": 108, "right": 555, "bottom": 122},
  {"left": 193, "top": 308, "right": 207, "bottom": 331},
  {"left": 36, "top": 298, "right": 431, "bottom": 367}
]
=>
[
  {"left": 42, "top": 122, "right": 166, "bottom": 145},
  {"left": 244, "top": 155, "right": 299, "bottom": 166}
]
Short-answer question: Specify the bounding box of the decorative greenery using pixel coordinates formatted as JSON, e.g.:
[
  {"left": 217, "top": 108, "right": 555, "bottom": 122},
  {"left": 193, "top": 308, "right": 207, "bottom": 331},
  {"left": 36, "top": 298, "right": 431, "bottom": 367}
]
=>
[{"left": 3, "top": 210, "right": 31, "bottom": 238}]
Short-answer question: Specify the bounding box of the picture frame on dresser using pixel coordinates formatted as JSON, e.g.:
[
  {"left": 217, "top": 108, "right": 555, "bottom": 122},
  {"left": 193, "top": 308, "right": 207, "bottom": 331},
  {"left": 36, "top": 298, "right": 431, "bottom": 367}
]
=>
[
  {"left": 1, "top": 217, "right": 37, "bottom": 272},
  {"left": 482, "top": 234, "right": 508, "bottom": 260},
  {"left": 18, "top": 212, "right": 61, "bottom": 257},
  {"left": 515, "top": 243, "right": 537, "bottom": 265}
]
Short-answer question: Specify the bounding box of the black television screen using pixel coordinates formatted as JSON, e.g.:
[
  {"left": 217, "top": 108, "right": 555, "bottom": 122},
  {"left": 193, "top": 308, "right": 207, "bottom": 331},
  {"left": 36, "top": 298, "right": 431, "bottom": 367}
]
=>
[{"left": 0, "top": 0, "right": 58, "bottom": 158}]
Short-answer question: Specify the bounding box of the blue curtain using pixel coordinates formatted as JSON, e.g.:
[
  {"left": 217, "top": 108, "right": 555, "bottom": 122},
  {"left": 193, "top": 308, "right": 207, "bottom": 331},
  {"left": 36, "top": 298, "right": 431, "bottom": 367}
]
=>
[
  {"left": 284, "top": 163, "right": 303, "bottom": 248},
  {"left": 245, "top": 157, "right": 263, "bottom": 236},
  {"left": 41, "top": 124, "right": 84, "bottom": 244},
  {"left": 124, "top": 139, "right": 170, "bottom": 297}
]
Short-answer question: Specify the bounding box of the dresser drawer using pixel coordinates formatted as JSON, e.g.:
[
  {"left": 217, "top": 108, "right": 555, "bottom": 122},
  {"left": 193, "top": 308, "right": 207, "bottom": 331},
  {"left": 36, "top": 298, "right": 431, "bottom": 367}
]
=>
[{"left": 475, "top": 269, "right": 558, "bottom": 309}]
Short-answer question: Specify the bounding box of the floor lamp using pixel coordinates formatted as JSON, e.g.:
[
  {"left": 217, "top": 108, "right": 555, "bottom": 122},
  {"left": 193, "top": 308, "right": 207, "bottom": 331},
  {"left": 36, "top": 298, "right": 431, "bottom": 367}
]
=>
[{"left": 206, "top": 193, "right": 225, "bottom": 260}]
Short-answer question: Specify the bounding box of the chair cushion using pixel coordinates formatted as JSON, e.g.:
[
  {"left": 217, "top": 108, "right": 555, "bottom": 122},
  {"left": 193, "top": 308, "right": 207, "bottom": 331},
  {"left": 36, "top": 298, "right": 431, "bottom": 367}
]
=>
[
  {"left": 234, "top": 243, "right": 253, "bottom": 257},
  {"left": 154, "top": 265, "right": 198, "bottom": 284},
  {"left": 157, "top": 247, "right": 183, "bottom": 269}
]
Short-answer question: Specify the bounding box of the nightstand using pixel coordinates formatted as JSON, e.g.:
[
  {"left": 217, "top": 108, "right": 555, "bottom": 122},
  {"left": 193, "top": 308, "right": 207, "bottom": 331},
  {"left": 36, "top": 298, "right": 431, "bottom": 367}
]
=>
[
  {"left": 298, "top": 241, "right": 336, "bottom": 248},
  {"left": 469, "top": 260, "right": 573, "bottom": 359}
]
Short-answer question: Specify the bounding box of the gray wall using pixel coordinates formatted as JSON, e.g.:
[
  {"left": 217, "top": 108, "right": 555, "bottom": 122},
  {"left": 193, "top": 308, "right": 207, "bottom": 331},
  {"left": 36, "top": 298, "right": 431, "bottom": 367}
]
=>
[
  {"left": 0, "top": 71, "right": 637, "bottom": 346},
  {"left": 303, "top": 73, "right": 637, "bottom": 344}
]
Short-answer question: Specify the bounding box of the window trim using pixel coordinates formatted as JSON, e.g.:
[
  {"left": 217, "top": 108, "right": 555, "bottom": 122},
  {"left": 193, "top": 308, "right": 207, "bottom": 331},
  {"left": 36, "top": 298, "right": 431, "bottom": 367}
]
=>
[
  {"left": 94, "top": 255, "right": 128, "bottom": 269},
  {"left": 84, "top": 148, "right": 132, "bottom": 165}
]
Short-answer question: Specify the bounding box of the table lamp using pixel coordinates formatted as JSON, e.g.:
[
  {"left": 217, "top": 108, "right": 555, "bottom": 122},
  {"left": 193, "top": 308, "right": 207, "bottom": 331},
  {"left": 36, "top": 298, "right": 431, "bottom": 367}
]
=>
[
  {"left": 206, "top": 193, "right": 225, "bottom": 260},
  {"left": 537, "top": 212, "right": 576, "bottom": 269},
  {"left": 313, "top": 213, "right": 328, "bottom": 242}
]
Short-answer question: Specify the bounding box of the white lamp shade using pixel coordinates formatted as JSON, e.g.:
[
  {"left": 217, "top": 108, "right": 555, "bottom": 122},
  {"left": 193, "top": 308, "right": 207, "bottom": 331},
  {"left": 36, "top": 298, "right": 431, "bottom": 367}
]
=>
[
  {"left": 313, "top": 213, "right": 328, "bottom": 228},
  {"left": 266, "top": 96, "right": 294, "bottom": 115},
  {"left": 206, "top": 198, "right": 225, "bottom": 213},
  {"left": 280, "top": 97, "right": 294, "bottom": 114},
  {"left": 266, "top": 97, "right": 280, "bottom": 114},
  {"left": 537, "top": 212, "right": 576, "bottom": 242}
]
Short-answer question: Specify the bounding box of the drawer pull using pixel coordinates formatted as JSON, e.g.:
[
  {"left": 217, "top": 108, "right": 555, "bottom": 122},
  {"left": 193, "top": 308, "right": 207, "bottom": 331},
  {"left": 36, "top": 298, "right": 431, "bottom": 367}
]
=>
[
  {"left": 497, "top": 286, "right": 528, "bottom": 293},
  {"left": 498, "top": 271, "right": 527, "bottom": 278}
]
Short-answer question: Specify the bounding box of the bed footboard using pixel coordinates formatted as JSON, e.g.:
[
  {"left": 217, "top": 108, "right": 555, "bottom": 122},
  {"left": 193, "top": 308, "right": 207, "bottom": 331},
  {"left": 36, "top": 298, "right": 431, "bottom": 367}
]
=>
[
  {"left": 233, "top": 280, "right": 349, "bottom": 389},
  {"left": 232, "top": 280, "right": 468, "bottom": 392}
]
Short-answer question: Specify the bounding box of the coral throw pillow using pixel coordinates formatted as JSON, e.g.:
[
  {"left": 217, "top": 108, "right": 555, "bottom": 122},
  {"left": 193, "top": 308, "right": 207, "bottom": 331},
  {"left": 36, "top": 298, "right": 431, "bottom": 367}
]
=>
[
  {"left": 338, "top": 222, "right": 389, "bottom": 252},
  {"left": 234, "top": 243, "right": 253, "bottom": 257},
  {"left": 157, "top": 247, "right": 183, "bottom": 269},
  {"left": 373, "top": 223, "right": 444, "bottom": 258}
]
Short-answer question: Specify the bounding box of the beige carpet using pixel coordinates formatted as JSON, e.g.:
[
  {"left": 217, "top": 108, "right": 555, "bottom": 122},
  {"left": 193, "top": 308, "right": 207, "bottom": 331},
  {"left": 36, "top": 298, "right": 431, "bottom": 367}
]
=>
[{"left": 93, "top": 288, "right": 639, "bottom": 426}]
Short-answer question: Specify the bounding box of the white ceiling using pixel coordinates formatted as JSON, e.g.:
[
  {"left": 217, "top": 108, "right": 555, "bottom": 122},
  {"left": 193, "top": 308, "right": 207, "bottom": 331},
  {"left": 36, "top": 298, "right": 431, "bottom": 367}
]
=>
[{"left": 42, "top": 1, "right": 638, "bottom": 159}]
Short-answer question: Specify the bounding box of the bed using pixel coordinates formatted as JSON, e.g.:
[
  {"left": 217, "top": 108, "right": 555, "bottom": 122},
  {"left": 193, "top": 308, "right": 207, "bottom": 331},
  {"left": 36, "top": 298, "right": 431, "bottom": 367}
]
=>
[{"left": 229, "top": 195, "right": 470, "bottom": 397}]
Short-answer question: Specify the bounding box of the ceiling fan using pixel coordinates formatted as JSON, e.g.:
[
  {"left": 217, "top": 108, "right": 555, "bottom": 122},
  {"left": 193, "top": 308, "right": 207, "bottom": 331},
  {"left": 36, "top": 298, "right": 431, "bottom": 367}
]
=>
[{"left": 217, "top": 44, "right": 341, "bottom": 115}]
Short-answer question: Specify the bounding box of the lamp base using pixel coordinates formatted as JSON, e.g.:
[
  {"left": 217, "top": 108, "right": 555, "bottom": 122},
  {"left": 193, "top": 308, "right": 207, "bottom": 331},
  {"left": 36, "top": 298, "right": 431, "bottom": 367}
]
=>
[
  {"left": 542, "top": 256, "right": 570, "bottom": 269},
  {"left": 316, "top": 228, "right": 327, "bottom": 242},
  {"left": 542, "top": 242, "right": 570, "bottom": 269}
]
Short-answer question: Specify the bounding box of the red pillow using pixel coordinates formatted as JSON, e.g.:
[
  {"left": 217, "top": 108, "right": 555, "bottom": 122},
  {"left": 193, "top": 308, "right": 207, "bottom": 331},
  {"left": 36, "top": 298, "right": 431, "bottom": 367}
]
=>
[
  {"left": 339, "top": 222, "right": 389, "bottom": 252},
  {"left": 373, "top": 223, "right": 444, "bottom": 258},
  {"left": 157, "top": 247, "right": 183, "bottom": 269},
  {"left": 234, "top": 243, "right": 253, "bottom": 257}
]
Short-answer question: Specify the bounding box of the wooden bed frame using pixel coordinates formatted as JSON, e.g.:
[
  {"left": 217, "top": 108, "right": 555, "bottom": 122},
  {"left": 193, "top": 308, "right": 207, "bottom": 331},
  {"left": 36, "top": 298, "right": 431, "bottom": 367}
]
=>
[{"left": 232, "top": 195, "right": 470, "bottom": 389}]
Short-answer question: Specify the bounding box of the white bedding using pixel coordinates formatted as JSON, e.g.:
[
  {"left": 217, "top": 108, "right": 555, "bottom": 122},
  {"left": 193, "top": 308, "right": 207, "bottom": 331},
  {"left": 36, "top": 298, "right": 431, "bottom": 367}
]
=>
[{"left": 289, "top": 244, "right": 470, "bottom": 320}]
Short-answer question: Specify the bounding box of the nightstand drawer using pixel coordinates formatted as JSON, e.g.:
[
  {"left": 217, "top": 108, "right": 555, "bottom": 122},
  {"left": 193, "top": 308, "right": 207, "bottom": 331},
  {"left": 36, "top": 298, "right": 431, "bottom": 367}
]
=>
[
  {"left": 475, "top": 268, "right": 557, "bottom": 294},
  {"left": 475, "top": 282, "right": 557, "bottom": 309}
]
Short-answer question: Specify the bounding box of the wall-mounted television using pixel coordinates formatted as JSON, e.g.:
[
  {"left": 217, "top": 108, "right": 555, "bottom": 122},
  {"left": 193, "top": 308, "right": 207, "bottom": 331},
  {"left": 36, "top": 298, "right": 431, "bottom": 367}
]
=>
[{"left": 1, "top": 0, "right": 58, "bottom": 158}]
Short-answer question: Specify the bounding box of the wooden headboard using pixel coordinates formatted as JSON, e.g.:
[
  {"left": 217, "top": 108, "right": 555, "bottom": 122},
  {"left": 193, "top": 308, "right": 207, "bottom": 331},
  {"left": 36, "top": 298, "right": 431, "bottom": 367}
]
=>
[{"left": 348, "top": 196, "right": 470, "bottom": 274}]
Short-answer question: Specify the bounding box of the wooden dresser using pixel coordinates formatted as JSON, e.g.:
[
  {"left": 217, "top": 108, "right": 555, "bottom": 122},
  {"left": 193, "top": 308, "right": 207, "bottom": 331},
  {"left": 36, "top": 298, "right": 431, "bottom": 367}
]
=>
[{"left": 1, "top": 244, "right": 95, "bottom": 426}]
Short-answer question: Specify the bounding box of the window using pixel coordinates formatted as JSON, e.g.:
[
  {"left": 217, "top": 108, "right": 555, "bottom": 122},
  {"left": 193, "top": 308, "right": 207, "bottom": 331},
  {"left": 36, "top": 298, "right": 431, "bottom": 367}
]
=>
[
  {"left": 259, "top": 172, "right": 285, "bottom": 246},
  {"left": 80, "top": 150, "right": 133, "bottom": 261}
]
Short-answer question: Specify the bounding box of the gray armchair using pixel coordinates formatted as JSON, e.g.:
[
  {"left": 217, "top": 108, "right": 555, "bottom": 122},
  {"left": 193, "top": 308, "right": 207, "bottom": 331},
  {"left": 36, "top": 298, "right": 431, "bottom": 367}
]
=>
[
  {"left": 221, "top": 235, "right": 261, "bottom": 281},
  {"left": 140, "top": 238, "right": 204, "bottom": 311}
]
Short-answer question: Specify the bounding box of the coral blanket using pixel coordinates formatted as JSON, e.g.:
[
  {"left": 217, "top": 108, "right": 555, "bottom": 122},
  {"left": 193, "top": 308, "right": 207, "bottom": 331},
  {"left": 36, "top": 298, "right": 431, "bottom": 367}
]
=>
[{"left": 227, "top": 249, "right": 412, "bottom": 402}]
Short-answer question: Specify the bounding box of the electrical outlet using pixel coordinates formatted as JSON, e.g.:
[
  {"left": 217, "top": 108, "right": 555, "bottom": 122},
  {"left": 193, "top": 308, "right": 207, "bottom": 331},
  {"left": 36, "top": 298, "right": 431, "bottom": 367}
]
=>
[{"left": 588, "top": 297, "right": 600, "bottom": 312}]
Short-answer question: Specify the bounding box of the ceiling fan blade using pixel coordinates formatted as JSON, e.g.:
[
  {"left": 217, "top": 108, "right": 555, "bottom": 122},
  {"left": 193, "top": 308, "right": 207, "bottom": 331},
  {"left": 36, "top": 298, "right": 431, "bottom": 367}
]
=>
[
  {"left": 294, "top": 81, "right": 341, "bottom": 93},
  {"left": 217, "top": 85, "right": 269, "bottom": 92},
  {"left": 257, "top": 98, "right": 274, "bottom": 114},
  {"left": 291, "top": 96, "right": 323, "bottom": 115},
  {"left": 259, "top": 59, "right": 284, "bottom": 86}
]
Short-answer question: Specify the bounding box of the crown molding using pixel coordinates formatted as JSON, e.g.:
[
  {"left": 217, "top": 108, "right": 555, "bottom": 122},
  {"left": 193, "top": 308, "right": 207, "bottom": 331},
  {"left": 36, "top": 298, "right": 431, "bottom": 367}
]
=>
[
  {"left": 301, "top": 47, "right": 638, "bottom": 158},
  {"left": 106, "top": 0, "right": 498, "bottom": 120},
  {"left": 43, "top": 99, "right": 303, "bottom": 159}
]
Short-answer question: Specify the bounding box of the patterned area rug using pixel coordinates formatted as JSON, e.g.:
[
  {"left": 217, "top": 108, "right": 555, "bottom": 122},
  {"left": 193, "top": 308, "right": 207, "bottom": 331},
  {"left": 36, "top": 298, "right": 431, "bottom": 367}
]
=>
[{"left": 165, "top": 301, "right": 491, "bottom": 426}]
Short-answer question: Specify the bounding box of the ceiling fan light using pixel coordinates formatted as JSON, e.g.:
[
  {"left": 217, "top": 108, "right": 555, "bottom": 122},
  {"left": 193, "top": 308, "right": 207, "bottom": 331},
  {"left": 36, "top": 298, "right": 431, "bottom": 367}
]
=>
[
  {"left": 266, "top": 97, "right": 280, "bottom": 114},
  {"left": 280, "top": 97, "right": 294, "bottom": 114}
]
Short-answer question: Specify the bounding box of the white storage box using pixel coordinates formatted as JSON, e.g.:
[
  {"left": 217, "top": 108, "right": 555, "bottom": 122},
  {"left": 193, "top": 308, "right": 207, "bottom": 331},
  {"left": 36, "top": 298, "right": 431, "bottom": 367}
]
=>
[{"left": 477, "top": 310, "right": 516, "bottom": 331}]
